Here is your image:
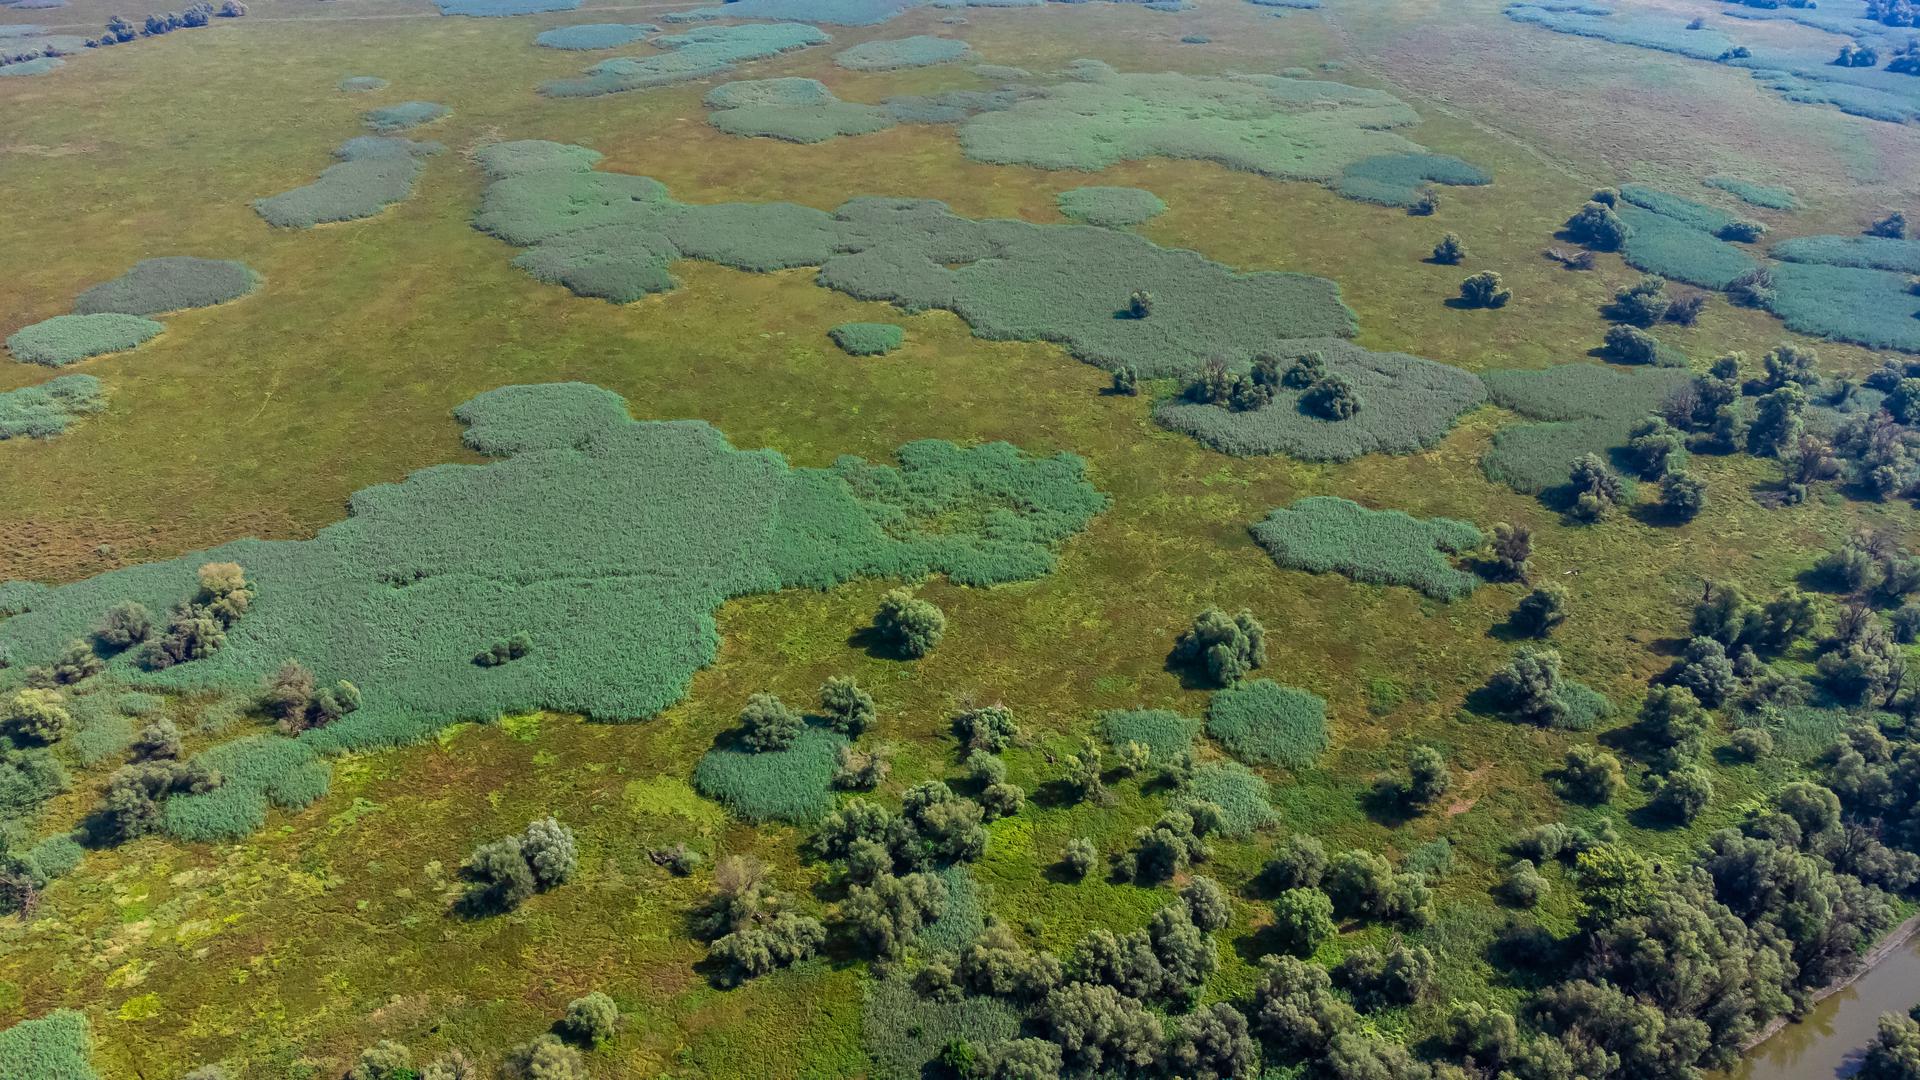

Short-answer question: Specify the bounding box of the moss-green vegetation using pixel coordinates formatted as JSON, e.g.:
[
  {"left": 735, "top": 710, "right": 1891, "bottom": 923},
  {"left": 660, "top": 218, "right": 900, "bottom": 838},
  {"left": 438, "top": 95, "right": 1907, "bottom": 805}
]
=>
[
  {"left": 1205, "top": 678, "right": 1328, "bottom": 769},
  {"left": 1098, "top": 708, "right": 1198, "bottom": 763},
  {"left": 1055, "top": 185, "right": 1166, "bottom": 228},
  {"left": 0, "top": 1009, "right": 97, "bottom": 1080},
  {"left": 1705, "top": 175, "right": 1797, "bottom": 210},
  {"left": 1153, "top": 339, "right": 1485, "bottom": 459},
  {"left": 692, "top": 726, "right": 848, "bottom": 822},
  {"left": 253, "top": 136, "right": 443, "bottom": 228},
  {"left": 957, "top": 60, "right": 1484, "bottom": 202},
  {"left": 829, "top": 322, "right": 906, "bottom": 355},
  {"left": 1482, "top": 364, "right": 1691, "bottom": 494},
  {"left": 533, "top": 23, "right": 658, "bottom": 49},
  {"left": 1768, "top": 261, "right": 1920, "bottom": 352},
  {"left": 1187, "top": 760, "right": 1276, "bottom": 836},
  {"left": 1336, "top": 152, "right": 1492, "bottom": 207},
  {"left": 539, "top": 24, "right": 830, "bottom": 98},
  {"left": 1619, "top": 184, "right": 1740, "bottom": 236},
  {"left": 0, "top": 383, "right": 1104, "bottom": 836},
  {"left": 0, "top": 375, "right": 105, "bottom": 439},
  {"left": 6, "top": 314, "right": 163, "bottom": 367},
  {"left": 362, "top": 101, "right": 449, "bottom": 133},
  {"left": 473, "top": 141, "right": 1355, "bottom": 375},
  {"left": 1250, "top": 496, "right": 1483, "bottom": 601},
  {"left": 833, "top": 34, "right": 970, "bottom": 70},
  {"left": 705, "top": 78, "right": 896, "bottom": 143},
  {"left": 1615, "top": 204, "right": 1760, "bottom": 289},
  {"left": 1772, "top": 234, "right": 1920, "bottom": 275},
  {"left": 338, "top": 75, "right": 388, "bottom": 91},
  {"left": 72, "top": 257, "right": 261, "bottom": 317}
]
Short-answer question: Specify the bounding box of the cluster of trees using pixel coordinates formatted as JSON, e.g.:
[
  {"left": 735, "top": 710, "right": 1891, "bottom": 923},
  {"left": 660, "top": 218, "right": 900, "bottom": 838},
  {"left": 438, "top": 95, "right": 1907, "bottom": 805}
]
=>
[
  {"left": 345, "top": 1000, "right": 607, "bottom": 1080},
  {"left": 261, "top": 660, "right": 361, "bottom": 734},
  {"left": 1182, "top": 352, "right": 1362, "bottom": 419},
  {"left": 473, "top": 633, "right": 531, "bottom": 667},
  {"left": 1603, "top": 275, "right": 1706, "bottom": 328},
  {"left": 698, "top": 855, "right": 828, "bottom": 983},
  {"left": 85, "top": 2, "right": 245, "bottom": 47},
  {"left": 1171, "top": 608, "right": 1267, "bottom": 686},
  {"left": 461, "top": 816, "right": 577, "bottom": 913},
  {"left": 1867, "top": 0, "right": 1918, "bottom": 26},
  {"left": 1837, "top": 41, "right": 1882, "bottom": 67},
  {"left": 137, "top": 562, "right": 253, "bottom": 671},
  {"left": 94, "top": 757, "right": 221, "bottom": 843},
  {"left": 1564, "top": 192, "right": 1631, "bottom": 251}
]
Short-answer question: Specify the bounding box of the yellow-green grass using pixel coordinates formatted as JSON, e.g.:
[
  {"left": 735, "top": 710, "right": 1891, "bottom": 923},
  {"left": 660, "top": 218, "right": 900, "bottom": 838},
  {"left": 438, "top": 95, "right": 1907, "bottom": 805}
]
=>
[{"left": 0, "top": 1, "right": 1916, "bottom": 1076}]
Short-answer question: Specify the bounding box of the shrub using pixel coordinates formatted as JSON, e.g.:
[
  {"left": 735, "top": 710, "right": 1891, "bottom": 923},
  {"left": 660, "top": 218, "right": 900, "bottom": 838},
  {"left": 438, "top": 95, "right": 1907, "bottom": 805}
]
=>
[
  {"left": 1650, "top": 763, "right": 1713, "bottom": 823},
  {"left": 1399, "top": 745, "right": 1452, "bottom": 807},
  {"left": 1061, "top": 838, "right": 1097, "bottom": 880},
  {"left": 1336, "top": 942, "right": 1434, "bottom": 1008},
  {"left": 1302, "top": 373, "right": 1363, "bottom": 418},
  {"left": 1432, "top": 232, "right": 1466, "bottom": 264},
  {"left": 953, "top": 705, "right": 1017, "bottom": 753},
  {"left": 1488, "top": 647, "right": 1589, "bottom": 728},
  {"left": 1666, "top": 290, "right": 1707, "bottom": 324},
  {"left": 1253, "top": 954, "right": 1356, "bottom": 1058},
  {"left": 1270, "top": 887, "right": 1334, "bottom": 956},
  {"left": 129, "top": 719, "right": 181, "bottom": 762},
  {"left": 1182, "top": 875, "right": 1231, "bottom": 932},
  {"left": 1672, "top": 637, "right": 1738, "bottom": 707},
  {"left": 560, "top": 991, "right": 618, "bottom": 1045},
  {"left": 874, "top": 589, "right": 945, "bottom": 658},
  {"left": 1250, "top": 496, "right": 1482, "bottom": 601},
  {"left": 421, "top": 1052, "right": 478, "bottom": 1080},
  {"left": 93, "top": 602, "right": 153, "bottom": 649},
  {"left": 843, "top": 871, "right": 948, "bottom": 957},
  {"left": 1513, "top": 585, "right": 1568, "bottom": 638},
  {"left": 1127, "top": 289, "right": 1154, "bottom": 318},
  {"left": 503, "top": 1035, "right": 588, "bottom": 1080},
  {"left": 1565, "top": 201, "right": 1630, "bottom": 250},
  {"left": 1109, "top": 366, "right": 1138, "bottom": 396},
  {"left": 1, "top": 689, "right": 70, "bottom": 746},
  {"left": 463, "top": 816, "right": 576, "bottom": 912},
  {"left": 740, "top": 692, "right": 803, "bottom": 752},
  {"left": 1728, "top": 726, "right": 1773, "bottom": 761},
  {"left": 1869, "top": 211, "right": 1909, "bottom": 239},
  {"left": 350, "top": 1041, "right": 412, "bottom": 1080},
  {"left": 1206, "top": 679, "right": 1328, "bottom": 768},
  {"left": 1489, "top": 521, "right": 1532, "bottom": 581},
  {"left": 818, "top": 676, "right": 874, "bottom": 736},
  {"left": 1042, "top": 982, "right": 1163, "bottom": 1073},
  {"left": 5, "top": 313, "right": 165, "bottom": 367},
  {"left": 1604, "top": 276, "right": 1670, "bottom": 326},
  {"left": 1660, "top": 470, "right": 1707, "bottom": 520},
  {"left": 829, "top": 322, "right": 906, "bottom": 356},
  {"left": 1568, "top": 453, "right": 1624, "bottom": 521},
  {"left": 473, "top": 633, "right": 531, "bottom": 667},
  {"left": 1604, "top": 324, "right": 1659, "bottom": 365},
  {"left": 1172, "top": 609, "right": 1266, "bottom": 686},
  {"left": 1502, "top": 859, "right": 1549, "bottom": 906},
  {"left": 1718, "top": 217, "right": 1768, "bottom": 243},
  {"left": 1261, "top": 834, "right": 1327, "bottom": 892},
  {"left": 1560, "top": 745, "right": 1623, "bottom": 803}
]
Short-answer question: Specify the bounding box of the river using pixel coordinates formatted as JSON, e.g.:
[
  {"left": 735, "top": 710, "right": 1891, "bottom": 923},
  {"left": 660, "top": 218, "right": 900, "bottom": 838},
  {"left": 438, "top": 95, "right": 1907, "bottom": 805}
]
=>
[{"left": 1725, "top": 929, "right": 1920, "bottom": 1080}]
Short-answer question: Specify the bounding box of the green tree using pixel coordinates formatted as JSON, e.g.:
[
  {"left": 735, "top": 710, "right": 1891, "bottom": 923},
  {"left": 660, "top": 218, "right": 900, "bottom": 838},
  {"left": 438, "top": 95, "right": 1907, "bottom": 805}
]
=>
[
  {"left": 1271, "top": 887, "right": 1336, "bottom": 957},
  {"left": 1459, "top": 270, "right": 1512, "bottom": 308},
  {"left": 1432, "top": 232, "right": 1467, "bottom": 264},
  {"left": 873, "top": 588, "right": 945, "bottom": 658},
  {"left": 740, "top": 692, "right": 803, "bottom": 752}
]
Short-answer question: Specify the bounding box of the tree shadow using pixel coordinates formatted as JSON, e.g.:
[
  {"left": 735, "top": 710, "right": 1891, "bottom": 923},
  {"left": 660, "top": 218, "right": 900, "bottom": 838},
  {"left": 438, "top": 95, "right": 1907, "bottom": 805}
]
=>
[
  {"left": 1360, "top": 779, "right": 1414, "bottom": 830},
  {"left": 1441, "top": 296, "right": 1479, "bottom": 311},
  {"left": 847, "top": 624, "right": 908, "bottom": 661},
  {"left": 1485, "top": 921, "right": 1574, "bottom": 992},
  {"left": 1629, "top": 501, "right": 1691, "bottom": 529},
  {"left": 1162, "top": 652, "right": 1223, "bottom": 693}
]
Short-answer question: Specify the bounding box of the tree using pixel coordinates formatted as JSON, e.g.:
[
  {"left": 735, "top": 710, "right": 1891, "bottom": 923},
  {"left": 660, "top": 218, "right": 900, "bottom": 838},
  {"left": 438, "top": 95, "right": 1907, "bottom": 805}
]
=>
[
  {"left": 1168, "top": 1004, "right": 1258, "bottom": 1080},
  {"left": 1502, "top": 859, "right": 1549, "bottom": 907},
  {"left": 739, "top": 693, "right": 802, "bottom": 752},
  {"left": 349, "top": 1041, "right": 412, "bottom": 1080},
  {"left": 45, "top": 640, "right": 102, "bottom": 685},
  {"left": 1410, "top": 188, "right": 1439, "bottom": 216},
  {"left": 1560, "top": 745, "right": 1623, "bottom": 803},
  {"left": 129, "top": 720, "right": 181, "bottom": 762},
  {"left": 561, "top": 992, "right": 618, "bottom": 1046},
  {"left": 990, "top": 1039, "right": 1063, "bottom": 1080},
  {"left": 843, "top": 871, "right": 947, "bottom": 957},
  {"left": 1729, "top": 727, "right": 1774, "bottom": 761},
  {"left": 1763, "top": 343, "right": 1820, "bottom": 389},
  {"left": 1672, "top": 637, "right": 1739, "bottom": 707},
  {"left": 1432, "top": 232, "right": 1466, "bottom": 264},
  {"left": 873, "top": 588, "right": 944, "bottom": 658},
  {"left": 1181, "top": 875, "right": 1231, "bottom": 932},
  {"left": 1661, "top": 470, "right": 1708, "bottom": 520},
  {"left": 95, "top": 759, "right": 220, "bottom": 843},
  {"left": 1489, "top": 646, "right": 1573, "bottom": 727},
  {"left": 834, "top": 744, "right": 890, "bottom": 790},
  {"left": 503, "top": 1035, "right": 588, "bottom": 1080},
  {"left": 1459, "top": 270, "right": 1512, "bottom": 308},
  {"left": 1127, "top": 290, "right": 1154, "bottom": 318},
  {"left": 818, "top": 676, "right": 874, "bottom": 736},
  {"left": 1324, "top": 849, "right": 1395, "bottom": 919},
  {"left": 1132, "top": 806, "right": 1211, "bottom": 882},
  {"left": 1859, "top": 1011, "right": 1920, "bottom": 1080},
  {"left": 473, "top": 633, "right": 531, "bottom": 667},
  {"left": 1061, "top": 837, "right": 1096, "bottom": 880},
  {"left": 1489, "top": 522, "right": 1533, "bottom": 581},
  {"left": 464, "top": 817, "right": 575, "bottom": 912},
  {"left": 94, "top": 601, "right": 153, "bottom": 649},
  {"left": 420, "top": 1052, "right": 477, "bottom": 1080},
  {"left": 1651, "top": 763, "right": 1714, "bottom": 823},
  {"left": 1628, "top": 416, "right": 1687, "bottom": 478},
  {"left": 1569, "top": 453, "right": 1624, "bottom": 522},
  {"left": 1042, "top": 981, "right": 1163, "bottom": 1073},
  {"left": 1605, "top": 276, "right": 1670, "bottom": 326},
  {"left": 1604, "top": 324, "right": 1660, "bottom": 364},
  {"left": 1566, "top": 201, "right": 1631, "bottom": 250},
  {"left": 1282, "top": 351, "right": 1326, "bottom": 388},
  {"left": 954, "top": 705, "right": 1018, "bottom": 752},
  {"left": 1252, "top": 954, "right": 1357, "bottom": 1059},
  {"left": 709, "top": 912, "right": 826, "bottom": 984},
  {"left": 1336, "top": 942, "right": 1435, "bottom": 1008},
  {"left": 1303, "top": 375, "right": 1363, "bottom": 419},
  {"left": 1, "top": 689, "right": 70, "bottom": 746},
  {"left": 959, "top": 920, "right": 1063, "bottom": 1000},
  {"left": 1110, "top": 365, "right": 1138, "bottom": 396},
  {"left": 1720, "top": 219, "right": 1767, "bottom": 243},
  {"left": 1401, "top": 745, "right": 1452, "bottom": 807},
  {"left": 1271, "top": 887, "right": 1335, "bottom": 956},
  {"left": 1513, "top": 585, "right": 1568, "bottom": 638},
  {"left": 901, "top": 780, "right": 988, "bottom": 864},
  {"left": 1819, "top": 614, "right": 1907, "bottom": 705},
  {"left": 1869, "top": 211, "right": 1909, "bottom": 239},
  {"left": 1262, "top": 834, "right": 1327, "bottom": 892},
  {"left": 1749, "top": 385, "right": 1807, "bottom": 457},
  {"left": 1171, "top": 608, "right": 1266, "bottom": 686}
]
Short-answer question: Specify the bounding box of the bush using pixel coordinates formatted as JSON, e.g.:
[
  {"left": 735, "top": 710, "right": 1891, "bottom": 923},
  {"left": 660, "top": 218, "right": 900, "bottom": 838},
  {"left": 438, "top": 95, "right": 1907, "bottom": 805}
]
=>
[
  {"left": 1270, "top": 887, "right": 1334, "bottom": 956},
  {"left": 1172, "top": 609, "right": 1266, "bottom": 686},
  {"left": 1060, "top": 837, "right": 1096, "bottom": 880},
  {"left": 953, "top": 705, "right": 1017, "bottom": 753},
  {"left": 1261, "top": 834, "right": 1327, "bottom": 892},
  {"left": 829, "top": 322, "right": 906, "bottom": 356},
  {"left": 503, "top": 1035, "right": 588, "bottom": 1080},
  {"left": 1302, "top": 373, "right": 1363, "bottom": 418},
  {"left": 1250, "top": 496, "right": 1482, "bottom": 601},
  {"left": 1181, "top": 875, "right": 1231, "bottom": 932},
  {"left": 129, "top": 720, "right": 181, "bottom": 762},
  {"left": 0, "top": 375, "right": 108, "bottom": 440},
  {"left": 843, "top": 870, "right": 948, "bottom": 957},
  {"left": 1650, "top": 763, "right": 1713, "bottom": 823},
  {"left": 1336, "top": 942, "right": 1434, "bottom": 1008},
  {"left": 1604, "top": 324, "right": 1660, "bottom": 364},
  {"left": 1502, "top": 859, "right": 1549, "bottom": 906},
  {"left": 874, "top": 589, "right": 945, "bottom": 658},
  {"left": 1459, "top": 271, "right": 1513, "bottom": 308},
  {"left": 350, "top": 1041, "right": 412, "bottom": 1080},
  {"left": 1399, "top": 744, "right": 1452, "bottom": 807},
  {"left": 1560, "top": 745, "right": 1623, "bottom": 803},
  {"left": 473, "top": 633, "right": 531, "bottom": 667},
  {"left": 1205, "top": 679, "right": 1328, "bottom": 768},
  {"left": 1568, "top": 453, "right": 1624, "bottom": 521},
  {"left": 1565, "top": 200, "right": 1630, "bottom": 250},
  {"left": 462, "top": 816, "right": 576, "bottom": 912},
  {"left": 1660, "top": 470, "right": 1707, "bottom": 520},
  {"left": 740, "top": 692, "right": 803, "bottom": 752},
  {"left": 1432, "top": 232, "right": 1467, "bottom": 264},
  {"left": 1728, "top": 726, "right": 1773, "bottom": 761},
  {"left": 818, "top": 676, "right": 874, "bottom": 736},
  {"left": 1512, "top": 585, "right": 1568, "bottom": 638},
  {"left": 1042, "top": 982, "right": 1163, "bottom": 1074},
  {"left": 1672, "top": 637, "right": 1738, "bottom": 707},
  {"left": 560, "top": 991, "right": 618, "bottom": 1045},
  {"left": 93, "top": 602, "right": 153, "bottom": 649},
  {"left": 1604, "top": 276, "right": 1670, "bottom": 326}
]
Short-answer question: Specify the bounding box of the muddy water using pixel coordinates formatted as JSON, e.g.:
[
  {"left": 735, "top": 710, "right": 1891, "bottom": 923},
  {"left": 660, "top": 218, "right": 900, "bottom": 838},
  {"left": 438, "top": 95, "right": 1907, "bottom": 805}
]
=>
[{"left": 1725, "top": 932, "right": 1920, "bottom": 1080}]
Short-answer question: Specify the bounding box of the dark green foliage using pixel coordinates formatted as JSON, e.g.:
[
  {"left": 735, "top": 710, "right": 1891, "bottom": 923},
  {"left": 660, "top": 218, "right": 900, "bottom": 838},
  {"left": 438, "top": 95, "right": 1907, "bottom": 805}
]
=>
[
  {"left": 1604, "top": 276, "right": 1670, "bottom": 326},
  {"left": 1431, "top": 231, "right": 1466, "bottom": 264},
  {"left": 1860, "top": 1012, "right": 1920, "bottom": 1080},
  {"left": 1262, "top": 833, "right": 1328, "bottom": 891},
  {"left": 1489, "top": 521, "right": 1532, "bottom": 581},
  {"left": 1, "top": 689, "right": 71, "bottom": 746},
  {"left": 1728, "top": 726, "right": 1774, "bottom": 761},
  {"left": 1719, "top": 219, "right": 1767, "bottom": 242},
  {"left": 1251, "top": 497, "right": 1482, "bottom": 600},
  {"left": 1626, "top": 416, "right": 1687, "bottom": 478},
  {"left": 1060, "top": 837, "right": 1096, "bottom": 880},
  {"left": 843, "top": 870, "right": 948, "bottom": 957},
  {"left": 1252, "top": 954, "right": 1357, "bottom": 1059},
  {"left": 561, "top": 992, "right": 618, "bottom": 1045},
  {"left": 818, "top": 676, "right": 874, "bottom": 736},
  {"left": 1335, "top": 941, "right": 1435, "bottom": 1008},
  {"left": 1568, "top": 452, "right": 1624, "bottom": 521},
  {"left": 129, "top": 719, "right": 181, "bottom": 762},
  {"left": 1768, "top": 261, "right": 1920, "bottom": 352},
  {"left": 1482, "top": 363, "right": 1691, "bottom": 495},
  {"left": 472, "top": 633, "right": 531, "bottom": 667},
  {"left": 863, "top": 971, "right": 1021, "bottom": 1080},
  {"left": 1041, "top": 981, "right": 1162, "bottom": 1073},
  {"left": 1131, "top": 804, "right": 1214, "bottom": 882},
  {"left": 1560, "top": 744, "right": 1624, "bottom": 803},
  {"left": 349, "top": 1041, "right": 411, "bottom": 1080},
  {"left": 1167, "top": 1003, "right": 1257, "bottom": 1080},
  {"left": 1670, "top": 636, "right": 1739, "bottom": 708},
  {"left": 1870, "top": 210, "right": 1910, "bottom": 239},
  {"left": 1180, "top": 875, "right": 1230, "bottom": 932},
  {"left": 1650, "top": 763, "right": 1713, "bottom": 823},
  {"left": 97, "top": 758, "right": 221, "bottom": 843},
  {"left": 1604, "top": 324, "right": 1660, "bottom": 365},
  {"left": 1489, "top": 646, "right": 1610, "bottom": 729},
  {"left": 462, "top": 816, "right": 575, "bottom": 912},
  {"left": 740, "top": 692, "right": 803, "bottom": 752},
  {"left": 502, "top": 1035, "right": 588, "bottom": 1080},
  {"left": 134, "top": 561, "right": 252, "bottom": 672},
  {"left": 1398, "top": 744, "right": 1452, "bottom": 807},
  {"left": 1513, "top": 585, "right": 1568, "bottom": 638},
  {"left": 1819, "top": 614, "right": 1907, "bottom": 706},
  {"left": 1565, "top": 200, "right": 1631, "bottom": 250},
  {"left": 254, "top": 137, "right": 443, "bottom": 229},
  {"left": 93, "top": 602, "right": 152, "bottom": 649},
  {"left": 1660, "top": 470, "right": 1707, "bottom": 520},
  {"left": 953, "top": 705, "right": 1017, "bottom": 753},
  {"left": 875, "top": 589, "right": 945, "bottom": 659},
  {"left": 829, "top": 322, "right": 906, "bottom": 356},
  {"left": 1270, "top": 887, "right": 1334, "bottom": 956},
  {"left": 73, "top": 257, "right": 261, "bottom": 316},
  {"left": 1172, "top": 608, "right": 1266, "bottom": 686},
  {"left": 1502, "top": 859, "right": 1549, "bottom": 906},
  {"left": 1109, "top": 366, "right": 1138, "bottom": 396},
  {"left": 1458, "top": 270, "right": 1512, "bottom": 308},
  {"left": 1206, "top": 679, "right": 1327, "bottom": 768}
]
